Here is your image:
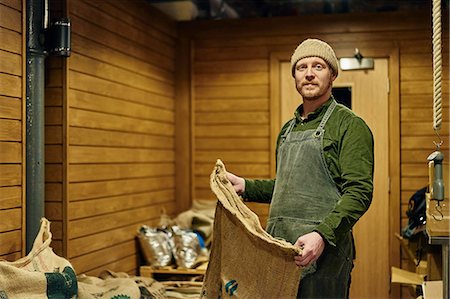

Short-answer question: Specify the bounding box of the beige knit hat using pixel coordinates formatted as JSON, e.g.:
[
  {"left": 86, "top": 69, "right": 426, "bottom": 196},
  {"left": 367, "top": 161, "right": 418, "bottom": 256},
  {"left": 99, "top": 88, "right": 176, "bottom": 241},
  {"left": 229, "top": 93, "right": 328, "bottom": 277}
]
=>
[{"left": 290, "top": 38, "right": 339, "bottom": 77}]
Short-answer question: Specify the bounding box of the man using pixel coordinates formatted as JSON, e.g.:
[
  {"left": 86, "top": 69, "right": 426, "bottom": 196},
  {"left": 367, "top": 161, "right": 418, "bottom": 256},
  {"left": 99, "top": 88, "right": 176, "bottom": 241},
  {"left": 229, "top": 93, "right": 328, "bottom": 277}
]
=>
[{"left": 226, "top": 38, "right": 374, "bottom": 298}]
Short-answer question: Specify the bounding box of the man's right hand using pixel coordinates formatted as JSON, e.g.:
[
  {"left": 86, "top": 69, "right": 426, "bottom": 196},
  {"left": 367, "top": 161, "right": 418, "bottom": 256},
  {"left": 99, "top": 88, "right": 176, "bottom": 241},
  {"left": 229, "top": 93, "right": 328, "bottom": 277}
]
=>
[{"left": 226, "top": 171, "right": 245, "bottom": 195}]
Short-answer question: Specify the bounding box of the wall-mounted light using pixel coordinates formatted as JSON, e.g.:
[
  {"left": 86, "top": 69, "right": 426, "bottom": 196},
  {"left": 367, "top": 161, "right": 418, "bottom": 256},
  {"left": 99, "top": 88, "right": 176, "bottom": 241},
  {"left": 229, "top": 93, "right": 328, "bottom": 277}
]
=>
[
  {"left": 45, "top": 18, "right": 71, "bottom": 57},
  {"left": 339, "top": 48, "right": 374, "bottom": 71}
]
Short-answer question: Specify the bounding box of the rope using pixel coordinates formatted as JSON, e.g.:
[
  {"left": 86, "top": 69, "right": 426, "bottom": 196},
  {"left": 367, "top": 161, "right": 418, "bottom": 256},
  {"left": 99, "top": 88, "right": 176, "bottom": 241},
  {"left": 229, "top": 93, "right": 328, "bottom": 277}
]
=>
[
  {"left": 430, "top": 0, "right": 444, "bottom": 220},
  {"left": 432, "top": 0, "right": 443, "bottom": 131}
]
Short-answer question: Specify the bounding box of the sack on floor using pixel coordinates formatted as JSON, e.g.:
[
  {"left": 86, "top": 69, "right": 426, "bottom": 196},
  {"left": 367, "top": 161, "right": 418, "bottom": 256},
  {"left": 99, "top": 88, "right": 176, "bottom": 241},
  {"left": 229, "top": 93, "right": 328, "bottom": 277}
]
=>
[
  {"left": 201, "top": 159, "right": 301, "bottom": 298},
  {"left": 78, "top": 270, "right": 167, "bottom": 299},
  {"left": 0, "top": 218, "right": 77, "bottom": 299}
]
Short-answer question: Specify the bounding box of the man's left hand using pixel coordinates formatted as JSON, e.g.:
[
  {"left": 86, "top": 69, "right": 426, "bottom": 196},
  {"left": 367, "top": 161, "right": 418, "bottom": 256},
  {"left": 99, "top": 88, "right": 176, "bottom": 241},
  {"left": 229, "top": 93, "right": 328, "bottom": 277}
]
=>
[{"left": 294, "top": 232, "right": 325, "bottom": 267}]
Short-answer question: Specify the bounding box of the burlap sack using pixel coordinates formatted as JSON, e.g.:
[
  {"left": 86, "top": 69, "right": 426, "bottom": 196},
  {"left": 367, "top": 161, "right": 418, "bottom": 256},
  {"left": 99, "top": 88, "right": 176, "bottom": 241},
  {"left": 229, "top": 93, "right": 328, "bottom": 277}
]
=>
[
  {"left": 77, "top": 274, "right": 141, "bottom": 299},
  {"left": 0, "top": 218, "right": 167, "bottom": 299},
  {"left": 0, "top": 218, "right": 77, "bottom": 298},
  {"left": 175, "top": 199, "right": 216, "bottom": 245},
  {"left": 201, "top": 160, "right": 302, "bottom": 298},
  {"left": 78, "top": 270, "right": 168, "bottom": 299}
]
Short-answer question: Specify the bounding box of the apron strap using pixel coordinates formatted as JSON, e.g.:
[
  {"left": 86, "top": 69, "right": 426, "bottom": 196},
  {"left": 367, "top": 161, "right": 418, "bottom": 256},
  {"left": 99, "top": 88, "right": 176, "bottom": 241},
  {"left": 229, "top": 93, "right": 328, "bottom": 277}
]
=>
[
  {"left": 279, "top": 118, "right": 297, "bottom": 146},
  {"left": 313, "top": 99, "right": 337, "bottom": 138},
  {"left": 280, "top": 98, "right": 338, "bottom": 143}
]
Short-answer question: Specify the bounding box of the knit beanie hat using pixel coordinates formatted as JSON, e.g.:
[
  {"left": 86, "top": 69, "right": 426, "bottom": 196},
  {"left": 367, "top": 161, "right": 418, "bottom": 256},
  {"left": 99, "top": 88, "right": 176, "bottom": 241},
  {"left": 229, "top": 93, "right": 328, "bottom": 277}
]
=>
[{"left": 290, "top": 38, "right": 339, "bottom": 77}]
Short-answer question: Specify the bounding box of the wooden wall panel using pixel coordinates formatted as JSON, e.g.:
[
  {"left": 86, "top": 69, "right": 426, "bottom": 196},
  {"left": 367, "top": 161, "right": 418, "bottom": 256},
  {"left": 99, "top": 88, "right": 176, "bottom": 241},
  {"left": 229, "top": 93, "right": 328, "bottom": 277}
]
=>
[
  {"left": 44, "top": 0, "right": 65, "bottom": 257},
  {"left": 62, "top": 0, "right": 177, "bottom": 275},
  {"left": 184, "top": 9, "right": 449, "bottom": 299},
  {"left": 0, "top": 0, "right": 24, "bottom": 260},
  {"left": 192, "top": 42, "right": 272, "bottom": 205}
]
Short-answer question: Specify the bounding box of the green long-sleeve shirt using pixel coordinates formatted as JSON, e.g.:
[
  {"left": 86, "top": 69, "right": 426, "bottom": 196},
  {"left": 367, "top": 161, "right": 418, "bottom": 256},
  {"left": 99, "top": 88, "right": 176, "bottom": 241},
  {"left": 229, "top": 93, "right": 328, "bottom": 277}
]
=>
[{"left": 243, "top": 97, "right": 374, "bottom": 247}]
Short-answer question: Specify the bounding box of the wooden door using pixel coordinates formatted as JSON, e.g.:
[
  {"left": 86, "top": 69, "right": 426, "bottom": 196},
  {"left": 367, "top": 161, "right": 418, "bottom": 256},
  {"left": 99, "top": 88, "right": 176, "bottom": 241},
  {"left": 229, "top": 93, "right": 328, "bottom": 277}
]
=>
[{"left": 280, "top": 60, "right": 390, "bottom": 298}]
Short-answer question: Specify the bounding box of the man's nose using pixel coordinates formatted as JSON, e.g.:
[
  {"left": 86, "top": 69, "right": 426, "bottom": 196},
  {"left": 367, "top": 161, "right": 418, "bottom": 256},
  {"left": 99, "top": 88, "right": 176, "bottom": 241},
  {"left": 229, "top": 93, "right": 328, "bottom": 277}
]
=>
[
  {"left": 305, "top": 67, "right": 316, "bottom": 78},
  {"left": 305, "top": 67, "right": 315, "bottom": 77},
  {"left": 305, "top": 68, "right": 315, "bottom": 79}
]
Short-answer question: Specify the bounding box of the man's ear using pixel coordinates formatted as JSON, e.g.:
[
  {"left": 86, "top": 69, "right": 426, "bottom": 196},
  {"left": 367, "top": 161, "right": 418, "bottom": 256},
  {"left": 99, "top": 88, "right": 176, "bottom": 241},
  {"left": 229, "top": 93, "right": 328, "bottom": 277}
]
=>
[{"left": 331, "top": 72, "right": 337, "bottom": 82}]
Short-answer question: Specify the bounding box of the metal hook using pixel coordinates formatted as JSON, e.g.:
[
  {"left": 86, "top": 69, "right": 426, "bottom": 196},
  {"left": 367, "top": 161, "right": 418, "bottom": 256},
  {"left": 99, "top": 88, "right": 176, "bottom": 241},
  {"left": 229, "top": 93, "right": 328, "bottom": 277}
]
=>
[
  {"left": 354, "top": 48, "right": 363, "bottom": 63},
  {"left": 433, "top": 128, "right": 443, "bottom": 150},
  {"left": 431, "top": 201, "right": 444, "bottom": 221}
]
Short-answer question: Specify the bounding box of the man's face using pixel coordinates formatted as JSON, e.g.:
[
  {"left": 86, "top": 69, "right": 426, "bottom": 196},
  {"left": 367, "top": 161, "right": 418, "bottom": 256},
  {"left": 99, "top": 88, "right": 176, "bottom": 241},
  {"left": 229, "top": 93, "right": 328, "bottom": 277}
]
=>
[{"left": 294, "top": 57, "right": 336, "bottom": 101}]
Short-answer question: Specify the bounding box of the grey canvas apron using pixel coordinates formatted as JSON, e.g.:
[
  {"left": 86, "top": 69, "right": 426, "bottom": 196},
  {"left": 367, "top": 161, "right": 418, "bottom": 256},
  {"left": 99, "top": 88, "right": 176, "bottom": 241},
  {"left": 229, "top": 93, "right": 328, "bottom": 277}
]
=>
[{"left": 267, "top": 100, "right": 354, "bottom": 298}]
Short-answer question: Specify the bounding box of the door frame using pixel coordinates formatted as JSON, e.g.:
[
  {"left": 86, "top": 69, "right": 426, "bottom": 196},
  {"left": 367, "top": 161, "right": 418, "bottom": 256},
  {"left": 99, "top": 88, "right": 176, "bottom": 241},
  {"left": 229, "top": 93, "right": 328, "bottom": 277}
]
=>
[{"left": 269, "top": 47, "right": 400, "bottom": 298}]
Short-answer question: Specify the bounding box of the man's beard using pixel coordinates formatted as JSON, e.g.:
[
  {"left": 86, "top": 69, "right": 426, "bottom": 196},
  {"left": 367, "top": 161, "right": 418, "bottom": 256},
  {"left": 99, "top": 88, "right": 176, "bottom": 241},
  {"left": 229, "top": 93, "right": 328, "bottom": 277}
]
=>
[{"left": 297, "top": 76, "right": 332, "bottom": 101}]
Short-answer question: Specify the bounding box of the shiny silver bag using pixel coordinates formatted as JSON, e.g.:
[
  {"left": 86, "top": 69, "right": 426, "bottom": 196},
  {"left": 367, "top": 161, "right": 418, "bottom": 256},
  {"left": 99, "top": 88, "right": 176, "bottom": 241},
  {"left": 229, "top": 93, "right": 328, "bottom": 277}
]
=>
[
  {"left": 138, "top": 225, "right": 173, "bottom": 267},
  {"left": 171, "top": 226, "right": 202, "bottom": 269}
]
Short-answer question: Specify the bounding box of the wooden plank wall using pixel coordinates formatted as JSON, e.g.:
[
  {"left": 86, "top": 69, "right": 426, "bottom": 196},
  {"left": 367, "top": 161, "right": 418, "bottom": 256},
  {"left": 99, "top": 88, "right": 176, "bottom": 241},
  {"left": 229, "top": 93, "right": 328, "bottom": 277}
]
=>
[
  {"left": 45, "top": 0, "right": 177, "bottom": 276},
  {"left": 45, "top": 57, "right": 65, "bottom": 257},
  {"left": 181, "top": 9, "right": 449, "bottom": 298},
  {"left": 0, "top": 0, "right": 24, "bottom": 261},
  {"left": 193, "top": 49, "right": 272, "bottom": 224},
  {"left": 45, "top": 0, "right": 65, "bottom": 258}
]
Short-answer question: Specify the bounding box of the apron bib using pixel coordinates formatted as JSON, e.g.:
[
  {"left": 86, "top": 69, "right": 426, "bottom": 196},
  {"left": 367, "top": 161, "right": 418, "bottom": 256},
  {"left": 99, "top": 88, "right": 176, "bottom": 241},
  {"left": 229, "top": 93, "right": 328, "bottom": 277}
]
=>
[{"left": 267, "top": 100, "right": 354, "bottom": 298}]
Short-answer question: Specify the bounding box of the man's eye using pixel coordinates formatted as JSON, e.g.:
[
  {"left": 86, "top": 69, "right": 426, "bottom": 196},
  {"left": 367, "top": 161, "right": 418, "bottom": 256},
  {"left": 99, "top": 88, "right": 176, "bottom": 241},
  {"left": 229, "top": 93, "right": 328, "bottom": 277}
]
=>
[
  {"left": 297, "top": 65, "right": 307, "bottom": 71},
  {"left": 314, "top": 64, "right": 324, "bottom": 71}
]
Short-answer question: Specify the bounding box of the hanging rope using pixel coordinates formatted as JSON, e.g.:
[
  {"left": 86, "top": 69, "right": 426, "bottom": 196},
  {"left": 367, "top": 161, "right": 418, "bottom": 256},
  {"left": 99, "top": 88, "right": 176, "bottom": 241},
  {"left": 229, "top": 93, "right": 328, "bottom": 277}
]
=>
[
  {"left": 432, "top": 0, "right": 443, "bottom": 133},
  {"left": 429, "top": 0, "right": 444, "bottom": 220}
]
